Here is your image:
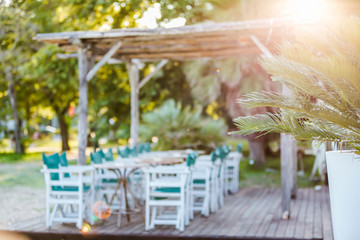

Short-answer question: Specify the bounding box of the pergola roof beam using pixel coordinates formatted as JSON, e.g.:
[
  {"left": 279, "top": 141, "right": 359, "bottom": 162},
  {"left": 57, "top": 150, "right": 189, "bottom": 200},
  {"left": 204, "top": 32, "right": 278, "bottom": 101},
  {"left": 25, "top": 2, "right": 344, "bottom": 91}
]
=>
[
  {"left": 57, "top": 53, "right": 78, "bottom": 59},
  {"left": 86, "top": 41, "right": 122, "bottom": 81}
]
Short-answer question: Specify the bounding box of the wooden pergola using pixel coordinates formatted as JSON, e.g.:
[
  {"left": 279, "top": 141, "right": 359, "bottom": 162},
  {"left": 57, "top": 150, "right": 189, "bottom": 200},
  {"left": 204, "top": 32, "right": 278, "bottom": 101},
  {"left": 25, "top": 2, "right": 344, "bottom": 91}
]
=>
[{"left": 35, "top": 17, "right": 311, "bottom": 216}]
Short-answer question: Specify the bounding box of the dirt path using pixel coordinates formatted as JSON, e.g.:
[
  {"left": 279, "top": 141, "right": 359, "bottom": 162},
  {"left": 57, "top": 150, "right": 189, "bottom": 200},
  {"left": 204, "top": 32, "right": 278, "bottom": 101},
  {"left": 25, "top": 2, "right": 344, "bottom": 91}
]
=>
[
  {"left": 0, "top": 162, "right": 45, "bottom": 230},
  {"left": 0, "top": 186, "right": 45, "bottom": 229}
]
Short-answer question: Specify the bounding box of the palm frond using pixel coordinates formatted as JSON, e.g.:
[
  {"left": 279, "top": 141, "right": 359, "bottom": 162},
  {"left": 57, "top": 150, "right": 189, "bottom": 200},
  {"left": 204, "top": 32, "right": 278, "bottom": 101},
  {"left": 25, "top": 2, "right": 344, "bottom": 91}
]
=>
[
  {"left": 232, "top": 110, "right": 360, "bottom": 144},
  {"left": 238, "top": 91, "right": 360, "bottom": 135}
]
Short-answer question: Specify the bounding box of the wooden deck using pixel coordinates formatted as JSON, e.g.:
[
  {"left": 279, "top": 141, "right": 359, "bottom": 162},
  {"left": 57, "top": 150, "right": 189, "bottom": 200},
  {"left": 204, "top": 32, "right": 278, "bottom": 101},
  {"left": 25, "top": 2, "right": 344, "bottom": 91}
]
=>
[{"left": 11, "top": 187, "right": 333, "bottom": 240}]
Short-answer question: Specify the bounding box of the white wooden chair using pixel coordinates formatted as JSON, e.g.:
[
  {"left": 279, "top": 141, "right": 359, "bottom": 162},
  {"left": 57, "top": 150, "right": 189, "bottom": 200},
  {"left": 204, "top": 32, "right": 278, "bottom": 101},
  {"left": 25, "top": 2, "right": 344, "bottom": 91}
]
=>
[
  {"left": 42, "top": 153, "right": 95, "bottom": 229},
  {"left": 143, "top": 165, "right": 190, "bottom": 232},
  {"left": 192, "top": 151, "right": 219, "bottom": 216},
  {"left": 216, "top": 146, "right": 232, "bottom": 209},
  {"left": 224, "top": 151, "right": 242, "bottom": 194},
  {"left": 90, "top": 151, "right": 120, "bottom": 210}
]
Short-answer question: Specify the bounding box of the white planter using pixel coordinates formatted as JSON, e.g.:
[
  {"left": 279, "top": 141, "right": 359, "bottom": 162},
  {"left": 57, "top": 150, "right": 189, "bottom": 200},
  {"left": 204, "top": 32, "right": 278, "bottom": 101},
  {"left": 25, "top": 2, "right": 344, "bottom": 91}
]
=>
[{"left": 326, "top": 151, "right": 360, "bottom": 240}]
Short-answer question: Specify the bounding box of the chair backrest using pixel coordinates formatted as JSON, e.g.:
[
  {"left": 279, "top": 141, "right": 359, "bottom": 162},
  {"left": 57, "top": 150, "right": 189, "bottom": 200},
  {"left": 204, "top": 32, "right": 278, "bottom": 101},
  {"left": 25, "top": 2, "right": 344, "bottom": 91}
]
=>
[
  {"left": 59, "top": 152, "right": 71, "bottom": 178},
  {"left": 144, "top": 166, "right": 189, "bottom": 189},
  {"left": 104, "top": 148, "right": 114, "bottom": 162},
  {"left": 42, "top": 153, "right": 60, "bottom": 180}
]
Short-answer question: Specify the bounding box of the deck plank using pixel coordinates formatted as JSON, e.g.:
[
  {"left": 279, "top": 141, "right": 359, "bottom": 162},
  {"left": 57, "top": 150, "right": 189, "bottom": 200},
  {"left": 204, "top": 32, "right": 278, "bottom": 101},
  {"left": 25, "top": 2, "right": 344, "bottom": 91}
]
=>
[
  {"left": 240, "top": 188, "right": 277, "bottom": 237},
  {"left": 225, "top": 188, "right": 268, "bottom": 236},
  {"left": 322, "top": 186, "right": 333, "bottom": 240},
  {"left": 294, "top": 188, "right": 310, "bottom": 238},
  {"left": 304, "top": 188, "right": 315, "bottom": 239},
  {"left": 313, "top": 188, "right": 323, "bottom": 239},
  {"left": 253, "top": 189, "right": 281, "bottom": 237},
  {"left": 200, "top": 188, "right": 255, "bottom": 237},
  {"left": 11, "top": 187, "right": 332, "bottom": 240},
  {"left": 283, "top": 188, "right": 303, "bottom": 238}
]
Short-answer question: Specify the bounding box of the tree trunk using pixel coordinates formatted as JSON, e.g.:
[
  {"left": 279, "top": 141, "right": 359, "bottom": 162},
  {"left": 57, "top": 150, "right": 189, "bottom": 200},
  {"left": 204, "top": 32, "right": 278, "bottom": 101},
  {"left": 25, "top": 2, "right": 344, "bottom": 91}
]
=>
[
  {"left": 6, "top": 67, "right": 24, "bottom": 153},
  {"left": 25, "top": 100, "right": 31, "bottom": 137},
  {"left": 56, "top": 111, "right": 70, "bottom": 151},
  {"left": 247, "top": 133, "right": 266, "bottom": 165}
]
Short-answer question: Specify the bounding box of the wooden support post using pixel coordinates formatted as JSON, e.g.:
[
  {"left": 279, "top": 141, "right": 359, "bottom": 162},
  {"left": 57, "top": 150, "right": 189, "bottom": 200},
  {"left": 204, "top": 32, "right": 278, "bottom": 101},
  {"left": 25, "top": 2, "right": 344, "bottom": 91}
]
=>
[
  {"left": 251, "top": 35, "right": 298, "bottom": 218},
  {"left": 281, "top": 85, "right": 298, "bottom": 218},
  {"left": 127, "top": 61, "right": 140, "bottom": 147},
  {"left": 77, "top": 46, "right": 89, "bottom": 165},
  {"left": 280, "top": 134, "right": 297, "bottom": 218},
  {"left": 291, "top": 138, "right": 298, "bottom": 199}
]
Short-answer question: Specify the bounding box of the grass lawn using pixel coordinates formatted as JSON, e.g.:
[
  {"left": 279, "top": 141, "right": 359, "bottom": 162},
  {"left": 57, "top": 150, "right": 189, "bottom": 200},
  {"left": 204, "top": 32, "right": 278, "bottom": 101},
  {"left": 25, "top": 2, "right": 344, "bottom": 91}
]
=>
[
  {"left": 239, "top": 155, "right": 318, "bottom": 188},
  {"left": 0, "top": 152, "right": 43, "bottom": 164},
  {"left": 0, "top": 162, "right": 44, "bottom": 188}
]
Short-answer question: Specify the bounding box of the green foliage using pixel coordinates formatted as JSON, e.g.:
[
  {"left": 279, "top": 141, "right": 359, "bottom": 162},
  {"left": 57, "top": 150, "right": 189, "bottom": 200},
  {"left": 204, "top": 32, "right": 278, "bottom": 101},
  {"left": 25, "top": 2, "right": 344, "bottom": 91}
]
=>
[
  {"left": 234, "top": 16, "right": 360, "bottom": 149},
  {"left": 24, "top": 44, "right": 78, "bottom": 111},
  {"left": 140, "top": 99, "right": 226, "bottom": 150}
]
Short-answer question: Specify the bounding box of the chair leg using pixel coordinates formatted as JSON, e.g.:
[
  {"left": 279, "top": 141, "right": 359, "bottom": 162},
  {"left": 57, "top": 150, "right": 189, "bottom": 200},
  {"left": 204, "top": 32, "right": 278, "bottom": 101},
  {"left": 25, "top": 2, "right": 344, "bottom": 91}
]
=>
[
  {"left": 150, "top": 206, "right": 157, "bottom": 229},
  {"left": 76, "top": 198, "right": 83, "bottom": 229},
  {"left": 189, "top": 189, "right": 194, "bottom": 220},
  {"left": 45, "top": 195, "right": 50, "bottom": 228},
  {"left": 117, "top": 208, "right": 122, "bottom": 228},
  {"left": 201, "top": 182, "right": 210, "bottom": 217},
  {"left": 89, "top": 189, "right": 95, "bottom": 225},
  {"left": 49, "top": 203, "right": 59, "bottom": 228},
  {"left": 145, "top": 200, "right": 150, "bottom": 231},
  {"left": 179, "top": 205, "right": 185, "bottom": 232}
]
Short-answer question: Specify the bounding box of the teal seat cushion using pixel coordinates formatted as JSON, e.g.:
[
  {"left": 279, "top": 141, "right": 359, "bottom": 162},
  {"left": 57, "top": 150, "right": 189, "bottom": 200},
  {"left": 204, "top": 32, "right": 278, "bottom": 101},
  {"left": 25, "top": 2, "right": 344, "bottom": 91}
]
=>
[
  {"left": 154, "top": 187, "right": 181, "bottom": 199},
  {"left": 102, "top": 178, "right": 118, "bottom": 183},
  {"left": 210, "top": 151, "right": 218, "bottom": 162},
  {"left": 42, "top": 153, "right": 60, "bottom": 180},
  {"left": 104, "top": 149, "right": 114, "bottom": 162},
  {"left": 117, "top": 148, "right": 128, "bottom": 158},
  {"left": 138, "top": 144, "right": 144, "bottom": 153},
  {"left": 59, "top": 152, "right": 68, "bottom": 166},
  {"left": 125, "top": 146, "right": 132, "bottom": 156},
  {"left": 130, "top": 146, "right": 138, "bottom": 157},
  {"left": 52, "top": 185, "right": 91, "bottom": 192},
  {"left": 237, "top": 143, "right": 243, "bottom": 153},
  {"left": 155, "top": 187, "right": 180, "bottom": 193},
  {"left": 91, "top": 152, "right": 105, "bottom": 173},
  {"left": 193, "top": 179, "right": 205, "bottom": 184},
  {"left": 91, "top": 152, "right": 103, "bottom": 164},
  {"left": 59, "top": 152, "right": 70, "bottom": 178},
  {"left": 98, "top": 149, "right": 106, "bottom": 159},
  {"left": 144, "top": 143, "right": 151, "bottom": 152}
]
